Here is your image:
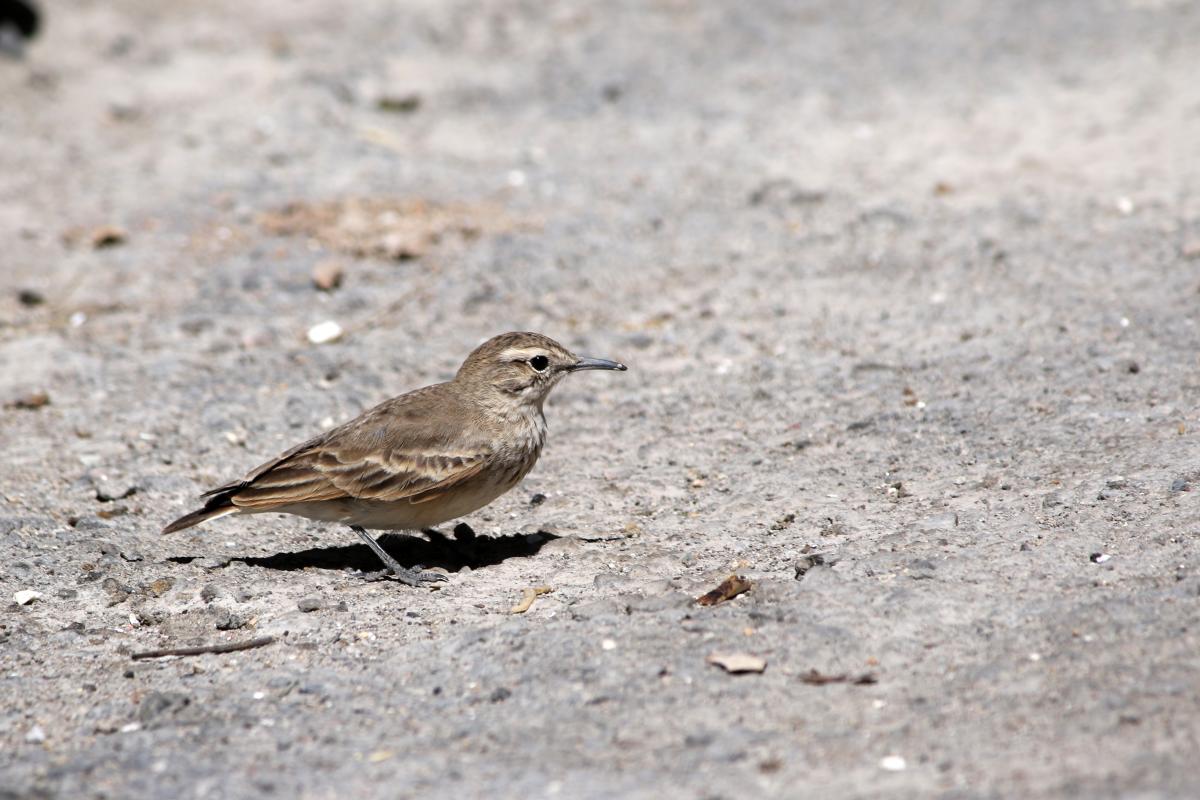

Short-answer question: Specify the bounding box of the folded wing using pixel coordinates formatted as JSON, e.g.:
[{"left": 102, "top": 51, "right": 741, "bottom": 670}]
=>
[
  {"left": 228, "top": 446, "right": 488, "bottom": 509},
  {"left": 203, "top": 386, "right": 492, "bottom": 512}
]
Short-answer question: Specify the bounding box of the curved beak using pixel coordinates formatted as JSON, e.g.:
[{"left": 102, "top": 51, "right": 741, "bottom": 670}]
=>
[{"left": 570, "top": 356, "right": 627, "bottom": 372}]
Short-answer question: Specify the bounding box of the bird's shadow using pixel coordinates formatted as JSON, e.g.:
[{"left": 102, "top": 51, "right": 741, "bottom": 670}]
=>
[{"left": 168, "top": 524, "right": 557, "bottom": 575}]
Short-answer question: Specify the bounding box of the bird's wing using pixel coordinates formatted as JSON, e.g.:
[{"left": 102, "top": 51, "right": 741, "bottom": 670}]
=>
[
  {"left": 200, "top": 432, "right": 330, "bottom": 499},
  {"left": 227, "top": 446, "right": 489, "bottom": 509},
  {"left": 217, "top": 386, "right": 492, "bottom": 511}
]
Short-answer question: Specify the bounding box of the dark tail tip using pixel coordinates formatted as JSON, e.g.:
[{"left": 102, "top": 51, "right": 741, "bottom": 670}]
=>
[{"left": 162, "top": 506, "right": 227, "bottom": 534}]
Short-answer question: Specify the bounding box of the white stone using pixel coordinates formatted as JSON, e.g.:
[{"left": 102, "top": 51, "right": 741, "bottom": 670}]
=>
[{"left": 307, "top": 320, "right": 344, "bottom": 345}]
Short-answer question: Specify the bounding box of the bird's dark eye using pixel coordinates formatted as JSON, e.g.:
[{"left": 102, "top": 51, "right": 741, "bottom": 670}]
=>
[{"left": 529, "top": 355, "right": 549, "bottom": 372}]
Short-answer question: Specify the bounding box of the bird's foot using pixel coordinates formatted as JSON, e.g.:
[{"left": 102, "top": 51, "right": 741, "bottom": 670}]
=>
[
  {"left": 360, "top": 565, "right": 448, "bottom": 587},
  {"left": 392, "top": 564, "right": 450, "bottom": 587},
  {"left": 349, "top": 525, "right": 447, "bottom": 587}
]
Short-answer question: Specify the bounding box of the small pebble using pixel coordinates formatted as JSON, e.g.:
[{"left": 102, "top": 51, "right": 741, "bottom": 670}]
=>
[
  {"left": 25, "top": 725, "right": 46, "bottom": 744},
  {"left": 311, "top": 261, "right": 344, "bottom": 291},
  {"left": 14, "top": 590, "right": 43, "bottom": 605},
  {"left": 1117, "top": 358, "right": 1140, "bottom": 374},
  {"left": 108, "top": 96, "right": 141, "bottom": 122},
  {"left": 90, "top": 225, "right": 127, "bottom": 248},
  {"left": 214, "top": 610, "right": 246, "bottom": 631},
  {"left": 297, "top": 597, "right": 322, "bottom": 613},
  {"left": 793, "top": 553, "right": 827, "bottom": 579},
  {"left": 376, "top": 93, "right": 421, "bottom": 113},
  {"left": 146, "top": 577, "right": 174, "bottom": 597},
  {"left": 5, "top": 391, "right": 50, "bottom": 410},
  {"left": 307, "top": 320, "right": 344, "bottom": 345},
  {"left": 879, "top": 755, "right": 907, "bottom": 772},
  {"left": 17, "top": 288, "right": 45, "bottom": 306}
]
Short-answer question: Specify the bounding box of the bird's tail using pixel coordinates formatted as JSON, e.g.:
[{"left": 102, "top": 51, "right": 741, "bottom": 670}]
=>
[{"left": 161, "top": 503, "right": 238, "bottom": 534}]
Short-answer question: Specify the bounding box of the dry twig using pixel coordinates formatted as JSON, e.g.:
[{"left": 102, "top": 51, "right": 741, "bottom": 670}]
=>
[{"left": 130, "top": 636, "right": 277, "bottom": 660}]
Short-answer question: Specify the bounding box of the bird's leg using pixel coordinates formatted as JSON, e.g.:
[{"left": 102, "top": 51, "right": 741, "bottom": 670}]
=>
[{"left": 349, "top": 525, "right": 448, "bottom": 587}]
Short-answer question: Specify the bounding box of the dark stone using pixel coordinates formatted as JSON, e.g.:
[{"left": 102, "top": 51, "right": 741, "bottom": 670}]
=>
[
  {"left": 137, "top": 691, "right": 190, "bottom": 725},
  {"left": 214, "top": 610, "right": 246, "bottom": 630},
  {"left": 17, "top": 289, "right": 45, "bottom": 306}
]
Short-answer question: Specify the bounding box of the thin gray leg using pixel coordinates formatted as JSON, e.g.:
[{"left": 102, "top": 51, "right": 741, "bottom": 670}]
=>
[{"left": 349, "top": 525, "right": 448, "bottom": 587}]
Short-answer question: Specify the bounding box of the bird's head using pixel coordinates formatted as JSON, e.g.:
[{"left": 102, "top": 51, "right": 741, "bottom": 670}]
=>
[{"left": 455, "top": 331, "right": 626, "bottom": 410}]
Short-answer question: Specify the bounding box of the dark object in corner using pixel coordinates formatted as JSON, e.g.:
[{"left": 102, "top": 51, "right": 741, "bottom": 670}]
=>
[{"left": 0, "top": 0, "right": 39, "bottom": 56}]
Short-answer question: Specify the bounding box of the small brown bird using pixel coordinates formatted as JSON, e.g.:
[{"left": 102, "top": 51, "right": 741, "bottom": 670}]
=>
[{"left": 163, "top": 332, "right": 626, "bottom": 586}]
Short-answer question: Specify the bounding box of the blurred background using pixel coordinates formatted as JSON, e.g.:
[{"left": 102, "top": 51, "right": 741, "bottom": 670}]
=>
[{"left": 3, "top": 1, "right": 1199, "bottom": 798}]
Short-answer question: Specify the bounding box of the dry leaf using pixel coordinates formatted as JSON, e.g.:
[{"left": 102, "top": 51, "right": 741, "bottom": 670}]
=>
[
  {"left": 510, "top": 585, "right": 553, "bottom": 614},
  {"left": 707, "top": 652, "right": 766, "bottom": 674},
  {"left": 695, "top": 574, "right": 752, "bottom": 606},
  {"left": 799, "top": 669, "right": 877, "bottom": 686}
]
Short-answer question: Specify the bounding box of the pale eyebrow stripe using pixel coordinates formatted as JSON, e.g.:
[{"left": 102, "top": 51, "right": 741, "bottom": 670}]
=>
[{"left": 498, "top": 347, "right": 545, "bottom": 361}]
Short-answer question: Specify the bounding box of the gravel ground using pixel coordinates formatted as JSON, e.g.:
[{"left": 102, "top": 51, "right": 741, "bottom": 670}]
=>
[{"left": 3, "top": 1, "right": 1200, "bottom": 798}]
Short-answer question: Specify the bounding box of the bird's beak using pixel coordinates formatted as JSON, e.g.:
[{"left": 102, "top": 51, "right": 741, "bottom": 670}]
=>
[{"left": 570, "top": 356, "right": 627, "bottom": 372}]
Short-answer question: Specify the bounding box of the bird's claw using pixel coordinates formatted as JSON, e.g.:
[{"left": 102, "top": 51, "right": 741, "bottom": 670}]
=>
[
  {"left": 360, "top": 565, "right": 448, "bottom": 587},
  {"left": 394, "top": 564, "right": 450, "bottom": 587}
]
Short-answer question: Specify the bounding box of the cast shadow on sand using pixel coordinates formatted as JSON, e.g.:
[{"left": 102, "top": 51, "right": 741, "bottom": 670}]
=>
[{"left": 168, "top": 525, "right": 557, "bottom": 574}]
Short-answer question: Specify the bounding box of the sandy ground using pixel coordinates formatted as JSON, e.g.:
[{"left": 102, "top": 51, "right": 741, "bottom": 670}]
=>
[{"left": 3, "top": 1, "right": 1200, "bottom": 797}]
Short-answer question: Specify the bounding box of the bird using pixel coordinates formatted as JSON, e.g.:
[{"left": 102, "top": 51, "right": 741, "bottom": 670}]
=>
[{"left": 163, "top": 331, "right": 627, "bottom": 586}]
